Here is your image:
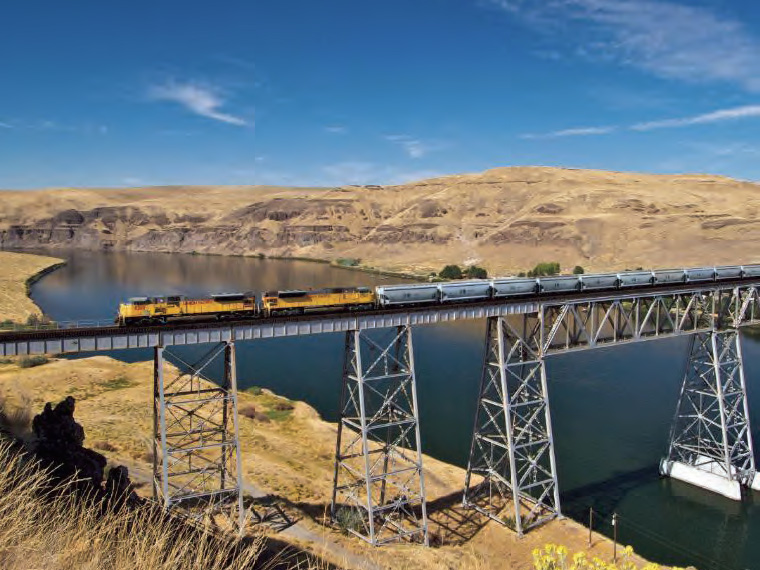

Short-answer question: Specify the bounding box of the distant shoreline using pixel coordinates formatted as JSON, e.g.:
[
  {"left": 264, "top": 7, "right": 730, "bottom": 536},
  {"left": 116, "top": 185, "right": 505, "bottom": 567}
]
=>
[
  {"left": 0, "top": 251, "right": 66, "bottom": 322},
  {"left": 2, "top": 245, "right": 426, "bottom": 282}
]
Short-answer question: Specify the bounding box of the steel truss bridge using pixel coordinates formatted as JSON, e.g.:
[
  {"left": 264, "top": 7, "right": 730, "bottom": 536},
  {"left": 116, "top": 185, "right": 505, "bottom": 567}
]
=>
[{"left": 4, "top": 279, "right": 760, "bottom": 545}]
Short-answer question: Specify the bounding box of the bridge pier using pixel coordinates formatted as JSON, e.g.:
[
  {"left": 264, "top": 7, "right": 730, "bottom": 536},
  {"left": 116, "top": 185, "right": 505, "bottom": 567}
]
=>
[
  {"left": 330, "top": 325, "right": 429, "bottom": 545},
  {"left": 661, "top": 330, "right": 759, "bottom": 500},
  {"left": 463, "top": 315, "right": 561, "bottom": 536},
  {"left": 153, "top": 341, "right": 245, "bottom": 529}
]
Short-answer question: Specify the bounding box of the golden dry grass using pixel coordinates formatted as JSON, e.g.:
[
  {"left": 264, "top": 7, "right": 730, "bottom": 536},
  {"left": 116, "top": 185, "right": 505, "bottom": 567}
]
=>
[
  {"left": 0, "top": 439, "right": 277, "bottom": 570},
  {"left": 0, "top": 356, "right": 670, "bottom": 569},
  {"left": 0, "top": 251, "right": 63, "bottom": 322}
]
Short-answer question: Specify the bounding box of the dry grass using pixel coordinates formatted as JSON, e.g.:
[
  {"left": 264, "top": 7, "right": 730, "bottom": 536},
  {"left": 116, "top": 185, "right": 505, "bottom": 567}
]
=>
[
  {"left": 0, "top": 251, "right": 63, "bottom": 323},
  {"left": 0, "top": 440, "right": 271, "bottom": 570}
]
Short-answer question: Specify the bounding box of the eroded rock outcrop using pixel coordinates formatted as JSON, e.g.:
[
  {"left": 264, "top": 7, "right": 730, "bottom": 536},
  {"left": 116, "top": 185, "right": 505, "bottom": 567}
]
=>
[{"left": 32, "top": 396, "right": 139, "bottom": 505}]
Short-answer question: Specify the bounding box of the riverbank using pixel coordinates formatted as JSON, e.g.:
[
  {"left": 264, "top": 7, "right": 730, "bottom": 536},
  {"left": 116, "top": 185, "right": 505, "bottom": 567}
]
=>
[
  {"left": 0, "top": 251, "right": 65, "bottom": 323},
  {"left": 0, "top": 355, "right": 672, "bottom": 569}
]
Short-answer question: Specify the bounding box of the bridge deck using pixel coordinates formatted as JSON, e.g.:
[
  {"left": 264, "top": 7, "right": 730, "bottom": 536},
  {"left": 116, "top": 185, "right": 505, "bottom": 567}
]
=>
[{"left": 2, "top": 278, "right": 759, "bottom": 356}]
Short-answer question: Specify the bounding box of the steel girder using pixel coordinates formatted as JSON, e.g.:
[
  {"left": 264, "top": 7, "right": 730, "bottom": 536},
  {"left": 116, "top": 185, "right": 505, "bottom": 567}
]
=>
[
  {"left": 463, "top": 315, "right": 561, "bottom": 536},
  {"left": 153, "top": 341, "right": 245, "bottom": 529},
  {"left": 539, "top": 286, "right": 760, "bottom": 354},
  {"left": 663, "top": 331, "right": 757, "bottom": 490},
  {"left": 331, "top": 325, "right": 429, "bottom": 545}
]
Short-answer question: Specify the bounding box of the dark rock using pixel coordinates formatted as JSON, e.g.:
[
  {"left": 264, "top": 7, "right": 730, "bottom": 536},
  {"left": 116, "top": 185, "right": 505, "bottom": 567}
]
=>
[
  {"left": 32, "top": 396, "right": 107, "bottom": 488},
  {"left": 105, "top": 465, "right": 139, "bottom": 506}
]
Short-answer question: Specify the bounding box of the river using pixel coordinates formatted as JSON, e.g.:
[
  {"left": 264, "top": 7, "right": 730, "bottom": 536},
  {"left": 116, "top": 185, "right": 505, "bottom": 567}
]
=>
[{"left": 24, "top": 249, "right": 760, "bottom": 569}]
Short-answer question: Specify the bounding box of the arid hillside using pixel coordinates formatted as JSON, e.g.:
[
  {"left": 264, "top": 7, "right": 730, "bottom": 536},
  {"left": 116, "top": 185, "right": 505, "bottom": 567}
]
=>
[{"left": 1, "top": 166, "right": 759, "bottom": 276}]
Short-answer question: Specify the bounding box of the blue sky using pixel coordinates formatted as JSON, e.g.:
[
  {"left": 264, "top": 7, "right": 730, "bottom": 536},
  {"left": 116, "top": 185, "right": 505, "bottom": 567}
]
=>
[{"left": 2, "top": 0, "right": 760, "bottom": 188}]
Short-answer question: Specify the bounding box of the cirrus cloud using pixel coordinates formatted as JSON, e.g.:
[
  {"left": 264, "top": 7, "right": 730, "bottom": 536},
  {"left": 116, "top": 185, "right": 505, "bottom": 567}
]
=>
[
  {"left": 486, "top": 0, "right": 760, "bottom": 92},
  {"left": 148, "top": 81, "right": 250, "bottom": 126}
]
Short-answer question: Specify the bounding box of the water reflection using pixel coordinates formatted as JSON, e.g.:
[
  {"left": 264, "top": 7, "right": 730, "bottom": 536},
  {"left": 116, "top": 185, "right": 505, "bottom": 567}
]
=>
[{"left": 23, "top": 249, "right": 760, "bottom": 569}]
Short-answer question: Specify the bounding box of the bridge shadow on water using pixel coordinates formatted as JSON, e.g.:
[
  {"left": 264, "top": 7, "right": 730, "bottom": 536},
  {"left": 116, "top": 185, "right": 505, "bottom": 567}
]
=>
[{"left": 560, "top": 464, "right": 661, "bottom": 521}]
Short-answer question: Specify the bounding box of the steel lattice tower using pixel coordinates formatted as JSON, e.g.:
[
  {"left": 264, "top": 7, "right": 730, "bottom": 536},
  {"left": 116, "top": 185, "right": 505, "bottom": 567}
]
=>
[
  {"left": 331, "top": 325, "right": 429, "bottom": 545},
  {"left": 463, "top": 315, "right": 561, "bottom": 535},
  {"left": 662, "top": 330, "right": 757, "bottom": 498},
  {"left": 153, "top": 341, "right": 245, "bottom": 529}
]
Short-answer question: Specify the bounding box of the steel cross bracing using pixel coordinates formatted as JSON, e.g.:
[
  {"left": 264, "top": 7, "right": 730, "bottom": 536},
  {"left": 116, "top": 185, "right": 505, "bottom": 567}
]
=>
[
  {"left": 463, "top": 315, "right": 561, "bottom": 536},
  {"left": 538, "top": 286, "right": 760, "bottom": 354},
  {"left": 662, "top": 330, "right": 757, "bottom": 495},
  {"left": 153, "top": 341, "right": 245, "bottom": 529},
  {"left": 331, "top": 325, "right": 429, "bottom": 546}
]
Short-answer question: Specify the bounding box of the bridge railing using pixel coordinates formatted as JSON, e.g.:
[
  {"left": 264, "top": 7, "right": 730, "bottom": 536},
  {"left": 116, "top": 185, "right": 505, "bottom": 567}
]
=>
[{"left": 0, "top": 319, "right": 115, "bottom": 332}]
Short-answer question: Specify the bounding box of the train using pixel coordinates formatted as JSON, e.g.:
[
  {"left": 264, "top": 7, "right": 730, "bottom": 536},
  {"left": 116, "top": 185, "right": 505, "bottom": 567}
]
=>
[{"left": 115, "top": 264, "right": 760, "bottom": 326}]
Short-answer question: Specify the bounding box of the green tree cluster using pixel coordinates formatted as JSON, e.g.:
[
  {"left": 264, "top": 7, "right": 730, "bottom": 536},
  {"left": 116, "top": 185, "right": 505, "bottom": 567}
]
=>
[
  {"left": 438, "top": 264, "right": 489, "bottom": 280},
  {"left": 527, "top": 262, "right": 560, "bottom": 277}
]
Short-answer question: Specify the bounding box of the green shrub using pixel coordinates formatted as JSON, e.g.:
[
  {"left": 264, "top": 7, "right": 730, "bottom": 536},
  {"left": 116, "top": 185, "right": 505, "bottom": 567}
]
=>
[
  {"left": 335, "top": 507, "right": 365, "bottom": 535},
  {"left": 24, "top": 314, "right": 52, "bottom": 328},
  {"left": 464, "top": 265, "right": 488, "bottom": 279},
  {"left": 245, "top": 386, "right": 263, "bottom": 396},
  {"left": 527, "top": 262, "right": 560, "bottom": 277},
  {"left": 439, "top": 264, "right": 463, "bottom": 280},
  {"left": 0, "top": 319, "right": 14, "bottom": 329},
  {"left": 102, "top": 375, "right": 134, "bottom": 390},
  {"left": 17, "top": 355, "right": 49, "bottom": 369},
  {"left": 335, "top": 257, "right": 360, "bottom": 267},
  {"left": 572, "top": 265, "right": 585, "bottom": 275}
]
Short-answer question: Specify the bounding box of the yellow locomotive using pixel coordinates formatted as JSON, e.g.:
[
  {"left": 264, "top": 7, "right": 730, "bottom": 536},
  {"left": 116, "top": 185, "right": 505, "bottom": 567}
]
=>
[
  {"left": 116, "top": 293, "right": 257, "bottom": 326},
  {"left": 261, "top": 287, "right": 375, "bottom": 317},
  {"left": 115, "top": 287, "right": 377, "bottom": 325}
]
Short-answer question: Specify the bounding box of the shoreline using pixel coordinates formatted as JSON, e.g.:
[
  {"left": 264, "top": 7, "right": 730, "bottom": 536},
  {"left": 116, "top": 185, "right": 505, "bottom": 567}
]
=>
[
  {"left": 0, "top": 251, "right": 66, "bottom": 323},
  {"left": 24, "top": 260, "right": 67, "bottom": 300},
  {"left": 1, "top": 245, "right": 428, "bottom": 281}
]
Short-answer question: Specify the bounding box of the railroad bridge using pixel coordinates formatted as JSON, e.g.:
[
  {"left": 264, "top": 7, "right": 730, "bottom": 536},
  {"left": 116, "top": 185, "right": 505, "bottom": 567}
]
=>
[{"left": 3, "top": 278, "right": 760, "bottom": 546}]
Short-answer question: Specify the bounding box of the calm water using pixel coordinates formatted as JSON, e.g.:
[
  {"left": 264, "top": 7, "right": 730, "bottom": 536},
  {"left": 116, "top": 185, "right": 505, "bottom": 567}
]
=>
[{"left": 25, "top": 249, "right": 760, "bottom": 569}]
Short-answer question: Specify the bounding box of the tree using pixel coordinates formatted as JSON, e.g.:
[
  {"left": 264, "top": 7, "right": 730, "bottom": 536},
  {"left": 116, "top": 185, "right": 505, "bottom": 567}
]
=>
[
  {"left": 464, "top": 265, "right": 488, "bottom": 279},
  {"left": 439, "top": 264, "right": 463, "bottom": 280},
  {"left": 527, "top": 262, "right": 560, "bottom": 277},
  {"left": 572, "top": 265, "right": 585, "bottom": 275}
]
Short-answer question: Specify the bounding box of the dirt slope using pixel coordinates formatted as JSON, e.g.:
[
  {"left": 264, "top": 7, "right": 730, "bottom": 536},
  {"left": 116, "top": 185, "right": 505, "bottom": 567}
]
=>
[{"left": 1, "top": 166, "right": 758, "bottom": 276}]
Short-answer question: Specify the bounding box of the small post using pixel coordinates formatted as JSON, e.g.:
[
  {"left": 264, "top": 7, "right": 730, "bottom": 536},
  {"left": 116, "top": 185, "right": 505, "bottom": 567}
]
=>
[
  {"left": 612, "top": 512, "right": 618, "bottom": 562},
  {"left": 588, "top": 507, "right": 593, "bottom": 547}
]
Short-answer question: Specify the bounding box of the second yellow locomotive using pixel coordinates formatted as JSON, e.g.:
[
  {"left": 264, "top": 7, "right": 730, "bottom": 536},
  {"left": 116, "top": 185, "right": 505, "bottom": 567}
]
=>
[{"left": 261, "top": 287, "right": 375, "bottom": 316}]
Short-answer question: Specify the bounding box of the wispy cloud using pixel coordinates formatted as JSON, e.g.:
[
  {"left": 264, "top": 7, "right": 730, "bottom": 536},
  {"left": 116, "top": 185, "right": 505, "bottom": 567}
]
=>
[
  {"left": 486, "top": 0, "right": 760, "bottom": 91},
  {"left": 523, "top": 104, "right": 760, "bottom": 138},
  {"left": 324, "top": 125, "right": 348, "bottom": 134},
  {"left": 632, "top": 105, "right": 760, "bottom": 131},
  {"left": 384, "top": 134, "right": 448, "bottom": 158},
  {"left": 0, "top": 121, "right": 13, "bottom": 129},
  {"left": 521, "top": 125, "right": 616, "bottom": 139},
  {"left": 148, "top": 81, "right": 250, "bottom": 126}
]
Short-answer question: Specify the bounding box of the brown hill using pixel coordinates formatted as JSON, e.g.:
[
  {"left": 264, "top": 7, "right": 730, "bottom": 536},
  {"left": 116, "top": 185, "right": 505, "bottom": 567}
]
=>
[{"left": 1, "top": 166, "right": 759, "bottom": 276}]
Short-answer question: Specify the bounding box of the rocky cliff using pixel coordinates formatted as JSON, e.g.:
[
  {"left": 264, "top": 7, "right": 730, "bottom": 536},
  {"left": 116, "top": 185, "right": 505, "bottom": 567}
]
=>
[{"left": 2, "top": 166, "right": 759, "bottom": 276}]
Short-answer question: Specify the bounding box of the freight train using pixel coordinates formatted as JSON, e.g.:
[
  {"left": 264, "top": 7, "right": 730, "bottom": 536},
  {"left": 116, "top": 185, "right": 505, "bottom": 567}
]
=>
[{"left": 115, "top": 264, "right": 760, "bottom": 326}]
